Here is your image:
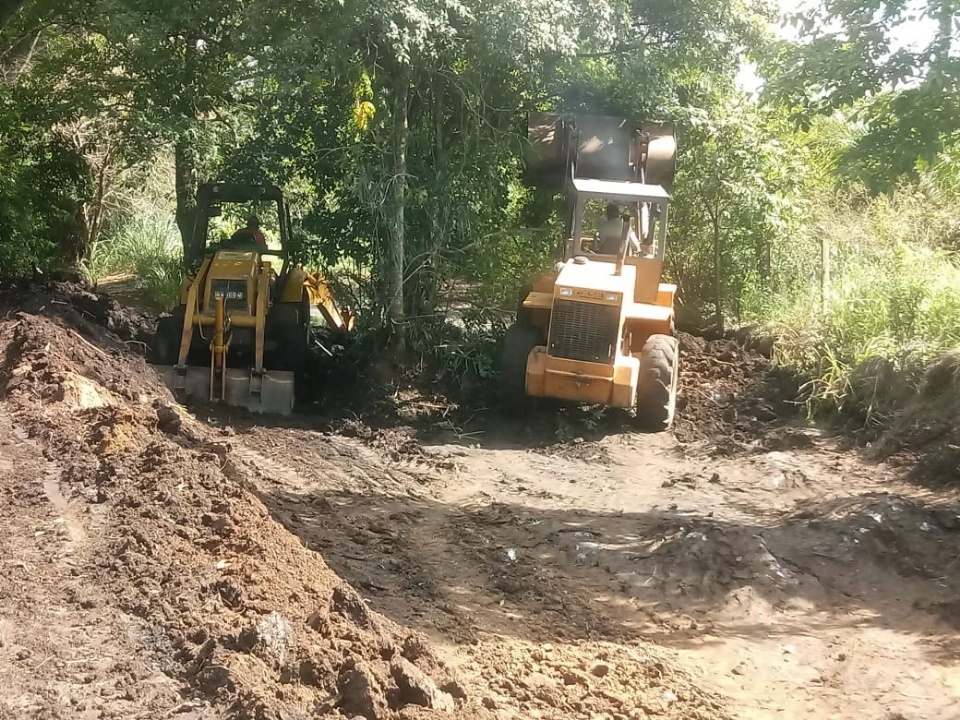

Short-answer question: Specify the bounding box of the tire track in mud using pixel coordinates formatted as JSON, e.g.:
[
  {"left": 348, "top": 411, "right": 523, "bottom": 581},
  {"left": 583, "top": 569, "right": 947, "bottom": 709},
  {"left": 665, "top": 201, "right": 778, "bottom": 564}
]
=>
[
  {"left": 232, "top": 410, "right": 960, "bottom": 720},
  {"left": 231, "top": 431, "right": 734, "bottom": 719}
]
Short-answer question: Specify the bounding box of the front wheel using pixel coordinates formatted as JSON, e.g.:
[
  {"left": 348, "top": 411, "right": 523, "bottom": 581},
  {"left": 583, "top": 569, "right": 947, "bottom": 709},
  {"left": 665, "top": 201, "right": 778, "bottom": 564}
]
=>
[
  {"left": 268, "top": 303, "right": 308, "bottom": 372},
  {"left": 151, "top": 307, "right": 186, "bottom": 365},
  {"left": 500, "top": 323, "right": 539, "bottom": 417},
  {"left": 635, "top": 334, "right": 679, "bottom": 432}
]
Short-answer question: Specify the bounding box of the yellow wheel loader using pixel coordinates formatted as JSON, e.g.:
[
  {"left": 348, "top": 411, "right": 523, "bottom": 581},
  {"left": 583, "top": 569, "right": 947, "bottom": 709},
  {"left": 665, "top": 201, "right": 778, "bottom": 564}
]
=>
[
  {"left": 504, "top": 113, "right": 680, "bottom": 431},
  {"left": 151, "top": 182, "right": 353, "bottom": 415}
]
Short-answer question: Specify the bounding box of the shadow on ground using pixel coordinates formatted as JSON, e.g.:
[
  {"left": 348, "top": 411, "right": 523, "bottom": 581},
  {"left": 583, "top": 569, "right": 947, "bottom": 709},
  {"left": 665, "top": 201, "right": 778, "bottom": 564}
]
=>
[{"left": 246, "top": 471, "right": 960, "bottom": 661}]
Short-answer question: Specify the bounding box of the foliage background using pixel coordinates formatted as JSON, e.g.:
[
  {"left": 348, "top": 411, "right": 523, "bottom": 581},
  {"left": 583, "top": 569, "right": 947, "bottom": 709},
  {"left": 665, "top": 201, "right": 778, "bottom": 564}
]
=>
[{"left": 0, "top": 0, "right": 957, "bottom": 417}]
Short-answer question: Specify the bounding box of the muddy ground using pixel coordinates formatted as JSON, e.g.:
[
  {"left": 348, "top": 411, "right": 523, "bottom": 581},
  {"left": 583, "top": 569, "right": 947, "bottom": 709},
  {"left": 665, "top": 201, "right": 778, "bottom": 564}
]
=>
[{"left": 1, "top": 283, "right": 960, "bottom": 719}]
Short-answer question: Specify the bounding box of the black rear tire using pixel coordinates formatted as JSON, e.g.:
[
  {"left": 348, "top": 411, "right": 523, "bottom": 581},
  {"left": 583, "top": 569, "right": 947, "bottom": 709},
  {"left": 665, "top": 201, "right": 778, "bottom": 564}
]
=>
[
  {"left": 500, "top": 323, "right": 540, "bottom": 417},
  {"left": 635, "top": 334, "right": 679, "bottom": 432},
  {"left": 268, "top": 302, "right": 308, "bottom": 372},
  {"left": 151, "top": 307, "right": 185, "bottom": 365}
]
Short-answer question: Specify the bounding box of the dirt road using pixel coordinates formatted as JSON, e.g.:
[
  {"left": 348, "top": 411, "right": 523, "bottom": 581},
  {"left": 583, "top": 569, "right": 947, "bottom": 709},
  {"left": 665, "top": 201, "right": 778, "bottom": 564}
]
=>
[
  {"left": 2, "top": 285, "right": 960, "bottom": 719},
  {"left": 230, "top": 415, "right": 960, "bottom": 719}
]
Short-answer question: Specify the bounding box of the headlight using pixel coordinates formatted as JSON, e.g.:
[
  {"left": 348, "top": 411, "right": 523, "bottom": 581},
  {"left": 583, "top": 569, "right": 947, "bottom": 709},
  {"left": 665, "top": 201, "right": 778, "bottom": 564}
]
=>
[{"left": 559, "top": 287, "right": 573, "bottom": 297}]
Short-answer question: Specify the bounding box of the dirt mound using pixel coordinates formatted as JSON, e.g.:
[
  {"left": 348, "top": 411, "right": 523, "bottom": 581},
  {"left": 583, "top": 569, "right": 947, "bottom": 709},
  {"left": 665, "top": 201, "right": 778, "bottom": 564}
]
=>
[
  {"left": 0, "top": 310, "right": 466, "bottom": 719},
  {"left": 0, "top": 278, "right": 155, "bottom": 347},
  {"left": 2, "top": 310, "right": 168, "bottom": 405},
  {"left": 673, "top": 332, "right": 802, "bottom": 448},
  {"left": 787, "top": 493, "right": 960, "bottom": 580},
  {"left": 878, "top": 352, "right": 960, "bottom": 486},
  {"left": 465, "top": 639, "right": 728, "bottom": 719}
]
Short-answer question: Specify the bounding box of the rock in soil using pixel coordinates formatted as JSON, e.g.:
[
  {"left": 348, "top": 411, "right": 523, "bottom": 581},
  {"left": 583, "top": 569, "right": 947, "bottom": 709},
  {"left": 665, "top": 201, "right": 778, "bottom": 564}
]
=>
[{"left": 391, "top": 658, "right": 456, "bottom": 712}]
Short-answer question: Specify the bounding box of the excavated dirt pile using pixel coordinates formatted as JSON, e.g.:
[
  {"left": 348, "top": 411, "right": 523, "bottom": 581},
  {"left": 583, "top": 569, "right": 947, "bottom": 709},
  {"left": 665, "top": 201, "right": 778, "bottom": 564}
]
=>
[
  {"left": 880, "top": 351, "right": 960, "bottom": 486},
  {"left": 673, "top": 332, "right": 802, "bottom": 448},
  {"left": 0, "top": 278, "right": 155, "bottom": 347},
  {"left": 0, "top": 305, "right": 467, "bottom": 719},
  {"left": 12, "top": 284, "right": 960, "bottom": 719}
]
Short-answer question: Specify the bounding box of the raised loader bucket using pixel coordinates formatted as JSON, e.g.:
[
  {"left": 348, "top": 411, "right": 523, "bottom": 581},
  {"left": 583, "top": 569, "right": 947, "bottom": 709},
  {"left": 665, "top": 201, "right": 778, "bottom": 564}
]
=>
[
  {"left": 523, "top": 112, "right": 677, "bottom": 193},
  {"left": 155, "top": 366, "right": 296, "bottom": 415}
]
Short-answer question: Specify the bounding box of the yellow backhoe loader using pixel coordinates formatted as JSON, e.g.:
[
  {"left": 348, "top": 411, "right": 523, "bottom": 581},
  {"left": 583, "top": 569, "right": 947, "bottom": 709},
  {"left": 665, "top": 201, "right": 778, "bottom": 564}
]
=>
[
  {"left": 504, "top": 113, "right": 680, "bottom": 430},
  {"left": 151, "top": 182, "right": 353, "bottom": 414}
]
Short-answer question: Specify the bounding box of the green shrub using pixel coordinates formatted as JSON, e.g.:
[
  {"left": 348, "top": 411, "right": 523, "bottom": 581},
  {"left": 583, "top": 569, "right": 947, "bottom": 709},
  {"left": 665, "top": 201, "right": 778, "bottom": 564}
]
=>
[
  {"left": 83, "top": 211, "right": 183, "bottom": 310},
  {"left": 767, "top": 182, "right": 960, "bottom": 422},
  {"left": 138, "top": 254, "right": 184, "bottom": 311}
]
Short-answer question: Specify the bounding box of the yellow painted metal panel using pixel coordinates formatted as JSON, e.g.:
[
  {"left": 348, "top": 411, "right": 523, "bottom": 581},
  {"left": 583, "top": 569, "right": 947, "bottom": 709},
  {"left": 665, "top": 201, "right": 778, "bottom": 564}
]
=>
[
  {"left": 525, "top": 346, "right": 548, "bottom": 396},
  {"left": 522, "top": 291, "right": 554, "bottom": 309}
]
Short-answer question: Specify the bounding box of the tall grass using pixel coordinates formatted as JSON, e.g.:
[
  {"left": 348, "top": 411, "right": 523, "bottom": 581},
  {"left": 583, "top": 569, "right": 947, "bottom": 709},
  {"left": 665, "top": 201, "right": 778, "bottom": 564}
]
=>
[
  {"left": 765, "top": 184, "right": 960, "bottom": 422},
  {"left": 83, "top": 211, "right": 183, "bottom": 311}
]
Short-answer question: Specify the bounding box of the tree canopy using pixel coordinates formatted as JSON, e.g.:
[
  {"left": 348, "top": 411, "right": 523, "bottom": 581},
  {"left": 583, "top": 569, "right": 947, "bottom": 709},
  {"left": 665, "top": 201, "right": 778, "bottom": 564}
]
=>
[
  {"left": 763, "top": 0, "right": 959, "bottom": 191},
  {"left": 0, "top": 0, "right": 956, "bottom": 356}
]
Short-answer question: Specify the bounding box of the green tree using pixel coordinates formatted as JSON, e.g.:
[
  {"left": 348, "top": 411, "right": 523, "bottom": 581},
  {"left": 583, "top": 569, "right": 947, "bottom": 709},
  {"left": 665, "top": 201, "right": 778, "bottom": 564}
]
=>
[
  {"left": 763, "top": 0, "right": 960, "bottom": 192},
  {"left": 0, "top": 0, "right": 26, "bottom": 29},
  {"left": 669, "top": 103, "right": 810, "bottom": 330},
  {"left": 253, "top": 0, "right": 780, "bottom": 346},
  {"left": 0, "top": 0, "right": 790, "bottom": 345}
]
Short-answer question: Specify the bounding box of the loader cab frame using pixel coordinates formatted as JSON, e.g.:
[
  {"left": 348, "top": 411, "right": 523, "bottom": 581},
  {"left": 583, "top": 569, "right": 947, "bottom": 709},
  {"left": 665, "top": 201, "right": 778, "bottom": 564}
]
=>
[
  {"left": 151, "top": 181, "right": 313, "bottom": 416},
  {"left": 502, "top": 112, "right": 680, "bottom": 431},
  {"left": 565, "top": 178, "right": 670, "bottom": 263},
  {"left": 190, "top": 182, "right": 297, "bottom": 266}
]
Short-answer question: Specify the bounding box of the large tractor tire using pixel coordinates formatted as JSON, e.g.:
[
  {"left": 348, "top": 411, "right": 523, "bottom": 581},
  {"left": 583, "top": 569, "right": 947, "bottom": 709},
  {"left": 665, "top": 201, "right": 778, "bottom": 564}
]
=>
[
  {"left": 268, "top": 301, "right": 309, "bottom": 372},
  {"left": 500, "top": 323, "right": 539, "bottom": 417},
  {"left": 635, "top": 333, "right": 679, "bottom": 432},
  {"left": 151, "top": 307, "right": 186, "bottom": 365}
]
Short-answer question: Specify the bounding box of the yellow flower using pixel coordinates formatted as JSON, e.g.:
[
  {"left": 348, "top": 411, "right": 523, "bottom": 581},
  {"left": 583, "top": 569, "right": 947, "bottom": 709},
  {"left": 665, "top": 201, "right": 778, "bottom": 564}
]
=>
[{"left": 352, "top": 100, "right": 376, "bottom": 131}]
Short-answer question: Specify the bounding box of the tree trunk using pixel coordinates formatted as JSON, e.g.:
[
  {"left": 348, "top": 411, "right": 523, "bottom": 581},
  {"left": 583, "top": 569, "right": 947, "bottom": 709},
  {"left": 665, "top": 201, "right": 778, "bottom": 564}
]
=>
[
  {"left": 756, "top": 235, "right": 771, "bottom": 284},
  {"left": 433, "top": 72, "right": 445, "bottom": 167},
  {"left": 820, "top": 234, "right": 831, "bottom": 312},
  {"left": 417, "top": 71, "right": 445, "bottom": 316},
  {"left": 174, "top": 38, "right": 203, "bottom": 268},
  {"left": 387, "top": 62, "right": 411, "bottom": 348},
  {"left": 2, "top": 29, "right": 39, "bottom": 85},
  {"left": 932, "top": 0, "right": 955, "bottom": 65},
  {"left": 712, "top": 211, "right": 723, "bottom": 334},
  {"left": 70, "top": 201, "right": 89, "bottom": 269},
  {"left": 82, "top": 144, "right": 114, "bottom": 263},
  {"left": 175, "top": 133, "right": 200, "bottom": 268}
]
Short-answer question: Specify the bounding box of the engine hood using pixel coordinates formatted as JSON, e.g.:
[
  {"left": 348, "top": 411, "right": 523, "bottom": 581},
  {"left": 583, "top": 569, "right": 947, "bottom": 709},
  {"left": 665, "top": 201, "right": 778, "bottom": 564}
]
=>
[
  {"left": 208, "top": 249, "right": 258, "bottom": 278},
  {"left": 554, "top": 258, "right": 635, "bottom": 298}
]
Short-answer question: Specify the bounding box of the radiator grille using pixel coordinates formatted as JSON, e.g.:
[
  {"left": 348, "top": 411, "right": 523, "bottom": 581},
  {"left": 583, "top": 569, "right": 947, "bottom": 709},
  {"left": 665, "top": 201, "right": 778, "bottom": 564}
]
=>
[{"left": 548, "top": 299, "right": 620, "bottom": 363}]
